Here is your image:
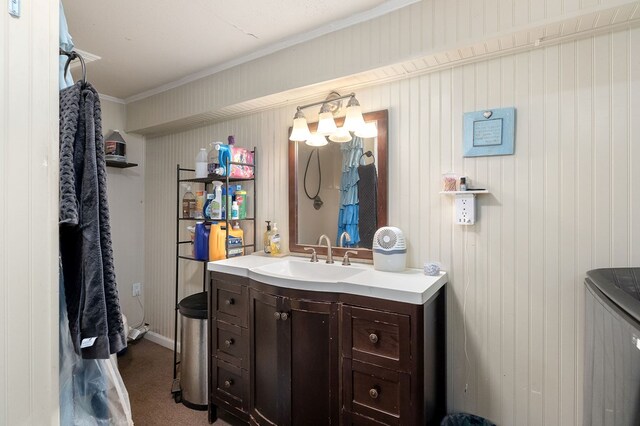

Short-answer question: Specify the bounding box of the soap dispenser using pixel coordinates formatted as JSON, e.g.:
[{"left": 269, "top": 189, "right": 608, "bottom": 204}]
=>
[
  {"left": 269, "top": 223, "right": 281, "bottom": 255},
  {"left": 263, "top": 221, "right": 272, "bottom": 254}
]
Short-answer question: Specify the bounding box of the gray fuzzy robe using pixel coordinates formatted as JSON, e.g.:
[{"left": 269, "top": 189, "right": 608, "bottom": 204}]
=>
[{"left": 59, "top": 81, "right": 126, "bottom": 359}]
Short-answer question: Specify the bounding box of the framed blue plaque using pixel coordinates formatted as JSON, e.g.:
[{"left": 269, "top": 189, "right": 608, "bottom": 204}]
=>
[{"left": 463, "top": 107, "right": 515, "bottom": 157}]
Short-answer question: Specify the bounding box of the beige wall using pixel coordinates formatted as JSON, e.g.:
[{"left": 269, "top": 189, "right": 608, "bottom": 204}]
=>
[
  {"left": 100, "top": 97, "right": 146, "bottom": 329},
  {"left": 144, "top": 28, "right": 640, "bottom": 425},
  {"left": 127, "top": 0, "right": 640, "bottom": 134},
  {"left": 0, "top": 2, "right": 60, "bottom": 424}
]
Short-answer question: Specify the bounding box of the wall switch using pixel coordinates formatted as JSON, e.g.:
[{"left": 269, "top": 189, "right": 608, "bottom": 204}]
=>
[
  {"left": 455, "top": 194, "right": 476, "bottom": 225},
  {"left": 132, "top": 282, "right": 141, "bottom": 297}
]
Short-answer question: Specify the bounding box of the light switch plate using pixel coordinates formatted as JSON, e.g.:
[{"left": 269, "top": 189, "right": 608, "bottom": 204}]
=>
[
  {"left": 8, "top": 0, "right": 20, "bottom": 17},
  {"left": 455, "top": 194, "right": 476, "bottom": 225}
]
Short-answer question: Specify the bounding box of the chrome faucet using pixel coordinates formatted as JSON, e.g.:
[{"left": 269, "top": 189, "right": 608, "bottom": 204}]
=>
[
  {"left": 339, "top": 231, "right": 351, "bottom": 248},
  {"left": 317, "top": 234, "right": 334, "bottom": 264}
]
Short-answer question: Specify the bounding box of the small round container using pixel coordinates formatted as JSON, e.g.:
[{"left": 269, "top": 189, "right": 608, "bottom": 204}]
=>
[{"left": 442, "top": 173, "right": 458, "bottom": 192}]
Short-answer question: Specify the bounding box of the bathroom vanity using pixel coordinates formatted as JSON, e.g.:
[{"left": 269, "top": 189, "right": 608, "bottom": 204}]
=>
[{"left": 207, "top": 255, "right": 447, "bottom": 425}]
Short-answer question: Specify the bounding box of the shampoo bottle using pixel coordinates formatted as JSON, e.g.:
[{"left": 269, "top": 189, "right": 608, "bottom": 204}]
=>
[{"left": 263, "top": 221, "right": 272, "bottom": 254}]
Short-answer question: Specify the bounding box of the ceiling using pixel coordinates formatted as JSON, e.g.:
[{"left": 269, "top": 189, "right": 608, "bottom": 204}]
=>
[{"left": 63, "top": 0, "right": 410, "bottom": 100}]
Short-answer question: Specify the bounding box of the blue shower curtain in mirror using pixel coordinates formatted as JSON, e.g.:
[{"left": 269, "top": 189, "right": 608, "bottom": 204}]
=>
[{"left": 336, "top": 137, "right": 363, "bottom": 247}]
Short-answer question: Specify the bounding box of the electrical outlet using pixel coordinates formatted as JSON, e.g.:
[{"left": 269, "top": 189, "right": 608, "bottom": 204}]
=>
[
  {"left": 455, "top": 194, "right": 476, "bottom": 225},
  {"left": 132, "top": 282, "right": 141, "bottom": 297}
]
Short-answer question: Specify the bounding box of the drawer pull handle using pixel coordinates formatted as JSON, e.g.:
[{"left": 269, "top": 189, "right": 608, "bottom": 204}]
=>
[
  {"left": 224, "top": 338, "right": 234, "bottom": 348},
  {"left": 369, "top": 387, "right": 379, "bottom": 399},
  {"left": 280, "top": 312, "right": 289, "bottom": 321},
  {"left": 225, "top": 298, "right": 235, "bottom": 306},
  {"left": 369, "top": 333, "right": 379, "bottom": 344},
  {"left": 224, "top": 379, "right": 233, "bottom": 389},
  {"left": 274, "top": 312, "right": 281, "bottom": 320}
]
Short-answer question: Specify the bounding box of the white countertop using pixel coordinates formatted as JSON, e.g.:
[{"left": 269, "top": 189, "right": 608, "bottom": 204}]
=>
[{"left": 208, "top": 254, "right": 447, "bottom": 305}]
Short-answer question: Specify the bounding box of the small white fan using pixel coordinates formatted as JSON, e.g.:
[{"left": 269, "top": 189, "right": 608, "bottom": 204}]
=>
[{"left": 372, "top": 226, "right": 407, "bottom": 272}]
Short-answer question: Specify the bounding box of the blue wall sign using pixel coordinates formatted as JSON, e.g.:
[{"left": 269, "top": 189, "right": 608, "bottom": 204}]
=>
[{"left": 463, "top": 107, "right": 515, "bottom": 157}]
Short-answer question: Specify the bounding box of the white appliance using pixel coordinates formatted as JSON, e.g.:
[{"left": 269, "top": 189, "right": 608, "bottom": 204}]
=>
[{"left": 372, "top": 226, "right": 407, "bottom": 272}]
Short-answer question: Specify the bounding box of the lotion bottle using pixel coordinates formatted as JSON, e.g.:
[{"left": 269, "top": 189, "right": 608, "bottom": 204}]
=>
[{"left": 263, "top": 221, "right": 272, "bottom": 254}]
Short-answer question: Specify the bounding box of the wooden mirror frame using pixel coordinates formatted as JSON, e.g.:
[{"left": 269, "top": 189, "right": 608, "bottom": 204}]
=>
[{"left": 288, "top": 109, "right": 388, "bottom": 260}]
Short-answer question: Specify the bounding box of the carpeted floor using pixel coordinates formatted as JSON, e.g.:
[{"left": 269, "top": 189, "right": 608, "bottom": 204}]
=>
[{"left": 118, "top": 338, "right": 229, "bottom": 425}]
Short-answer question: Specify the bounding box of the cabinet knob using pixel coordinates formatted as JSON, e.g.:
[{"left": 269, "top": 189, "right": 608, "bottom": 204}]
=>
[
  {"left": 369, "top": 333, "right": 379, "bottom": 344},
  {"left": 280, "top": 312, "right": 289, "bottom": 321},
  {"left": 224, "top": 379, "right": 233, "bottom": 389},
  {"left": 224, "top": 338, "right": 234, "bottom": 348},
  {"left": 369, "top": 387, "right": 379, "bottom": 399},
  {"left": 225, "top": 298, "right": 235, "bottom": 305},
  {"left": 274, "top": 312, "right": 281, "bottom": 320}
]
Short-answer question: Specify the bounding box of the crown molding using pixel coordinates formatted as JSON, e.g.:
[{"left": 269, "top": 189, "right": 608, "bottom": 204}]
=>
[
  {"left": 99, "top": 93, "right": 127, "bottom": 105},
  {"left": 124, "top": 0, "right": 420, "bottom": 104}
]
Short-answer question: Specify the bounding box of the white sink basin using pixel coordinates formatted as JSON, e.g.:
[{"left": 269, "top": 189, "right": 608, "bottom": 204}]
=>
[{"left": 250, "top": 258, "right": 366, "bottom": 283}]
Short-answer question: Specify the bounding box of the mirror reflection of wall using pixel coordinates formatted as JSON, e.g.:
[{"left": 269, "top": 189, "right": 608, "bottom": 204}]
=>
[{"left": 296, "top": 133, "right": 377, "bottom": 248}]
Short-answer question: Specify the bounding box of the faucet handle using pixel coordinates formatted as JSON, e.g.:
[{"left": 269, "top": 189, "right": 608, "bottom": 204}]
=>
[
  {"left": 303, "top": 247, "right": 318, "bottom": 262},
  {"left": 342, "top": 250, "right": 359, "bottom": 266}
]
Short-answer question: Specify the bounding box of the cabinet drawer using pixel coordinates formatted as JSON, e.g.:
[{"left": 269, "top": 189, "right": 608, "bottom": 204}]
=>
[
  {"left": 216, "top": 320, "right": 249, "bottom": 369},
  {"left": 215, "top": 279, "right": 248, "bottom": 327},
  {"left": 343, "top": 360, "right": 411, "bottom": 426},
  {"left": 214, "top": 359, "right": 248, "bottom": 413},
  {"left": 342, "top": 305, "right": 411, "bottom": 371}
]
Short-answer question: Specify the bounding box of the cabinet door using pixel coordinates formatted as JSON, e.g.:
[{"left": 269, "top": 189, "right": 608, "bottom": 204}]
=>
[
  {"left": 249, "top": 288, "right": 283, "bottom": 425},
  {"left": 284, "top": 297, "right": 339, "bottom": 426}
]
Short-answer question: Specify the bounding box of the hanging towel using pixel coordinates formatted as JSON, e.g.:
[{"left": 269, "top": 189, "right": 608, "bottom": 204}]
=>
[
  {"left": 59, "top": 81, "right": 126, "bottom": 359},
  {"left": 357, "top": 162, "right": 378, "bottom": 248}
]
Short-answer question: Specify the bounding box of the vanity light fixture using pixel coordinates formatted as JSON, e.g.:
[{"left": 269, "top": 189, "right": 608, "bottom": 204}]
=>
[
  {"left": 305, "top": 132, "right": 328, "bottom": 147},
  {"left": 355, "top": 121, "right": 378, "bottom": 138},
  {"left": 289, "top": 92, "right": 370, "bottom": 143},
  {"left": 289, "top": 109, "right": 312, "bottom": 142},
  {"left": 328, "top": 126, "right": 352, "bottom": 143},
  {"left": 343, "top": 96, "right": 365, "bottom": 131}
]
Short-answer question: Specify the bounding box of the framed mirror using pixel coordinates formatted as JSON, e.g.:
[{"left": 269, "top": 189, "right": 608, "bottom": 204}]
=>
[{"left": 288, "top": 109, "right": 388, "bottom": 260}]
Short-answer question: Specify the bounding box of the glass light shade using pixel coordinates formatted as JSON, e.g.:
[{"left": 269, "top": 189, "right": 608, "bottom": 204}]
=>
[
  {"left": 289, "top": 116, "right": 311, "bottom": 141},
  {"left": 305, "top": 132, "right": 328, "bottom": 147},
  {"left": 328, "top": 126, "right": 352, "bottom": 143},
  {"left": 316, "top": 112, "right": 337, "bottom": 136},
  {"left": 344, "top": 104, "right": 365, "bottom": 132},
  {"left": 355, "top": 121, "right": 378, "bottom": 138}
]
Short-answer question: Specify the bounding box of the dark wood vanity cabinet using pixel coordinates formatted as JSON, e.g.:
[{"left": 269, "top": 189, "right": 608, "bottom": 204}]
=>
[
  {"left": 249, "top": 288, "right": 339, "bottom": 425},
  {"left": 209, "top": 272, "right": 446, "bottom": 426}
]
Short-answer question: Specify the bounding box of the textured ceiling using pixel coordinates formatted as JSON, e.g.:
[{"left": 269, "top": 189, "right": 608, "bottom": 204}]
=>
[{"left": 63, "top": 0, "right": 403, "bottom": 99}]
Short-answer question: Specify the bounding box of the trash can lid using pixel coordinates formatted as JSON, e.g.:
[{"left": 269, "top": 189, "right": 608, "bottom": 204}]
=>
[{"left": 178, "top": 291, "right": 208, "bottom": 319}]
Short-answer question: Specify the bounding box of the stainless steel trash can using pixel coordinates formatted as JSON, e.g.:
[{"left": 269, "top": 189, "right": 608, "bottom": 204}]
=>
[{"left": 178, "top": 291, "right": 208, "bottom": 410}]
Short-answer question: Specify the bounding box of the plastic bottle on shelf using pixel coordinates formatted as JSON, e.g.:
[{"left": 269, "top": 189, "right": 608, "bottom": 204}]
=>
[
  {"left": 195, "top": 148, "right": 208, "bottom": 178},
  {"left": 194, "top": 190, "right": 206, "bottom": 219},
  {"left": 210, "top": 181, "right": 223, "bottom": 220},
  {"left": 263, "top": 221, "right": 272, "bottom": 254},
  {"left": 269, "top": 223, "right": 281, "bottom": 255},
  {"left": 203, "top": 193, "right": 214, "bottom": 220},
  {"left": 194, "top": 222, "right": 210, "bottom": 260},
  {"left": 228, "top": 221, "right": 244, "bottom": 257},
  {"left": 214, "top": 143, "right": 232, "bottom": 176},
  {"left": 235, "top": 187, "right": 247, "bottom": 219},
  {"left": 207, "top": 142, "right": 220, "bottom": 176},
  {"left": 182, "top": 186, "right": 195, "bottom": 218},
  {"left": 231, "top": 201, "right": 239, "bottom": 220}
]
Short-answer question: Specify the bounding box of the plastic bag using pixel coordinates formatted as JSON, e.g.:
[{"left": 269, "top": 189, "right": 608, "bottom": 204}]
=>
[{"left": 60, "top": 268, "right": 133, "bottom": 426}]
